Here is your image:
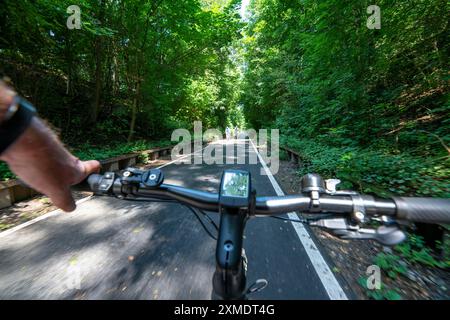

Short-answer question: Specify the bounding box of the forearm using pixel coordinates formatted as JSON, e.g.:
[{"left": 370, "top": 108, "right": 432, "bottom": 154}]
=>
[
  {"left": 2, "top": 117, "right": 69, "bottom": 163},
  {"left": 0, "top": 81, "right": 79, "bottom": 177},
  {"left": 0, "top": 117, "right": 83, "bottom": 185}
]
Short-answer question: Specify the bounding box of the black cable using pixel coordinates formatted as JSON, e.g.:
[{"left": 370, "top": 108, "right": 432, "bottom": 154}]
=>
[
  {"left": 270, "top": 216, "right": 308, "bottom": 224},
  {"left": 122, "top": 196, "right": 335, "bottom": 238},
  {"left": 270, "top": 213, "right": 338, "bottom": 224},
  {"left": 119, "top": 196, "right": 218, "bottom": 240},
  {"left": 198, "top": 209, "right": 219, "bottom": 231},
  {"left": 119, "top": 196, "right": 178, "bottom": 204},
  {"left": 184, "top": 205, "right": 218, "bottom": 240}
]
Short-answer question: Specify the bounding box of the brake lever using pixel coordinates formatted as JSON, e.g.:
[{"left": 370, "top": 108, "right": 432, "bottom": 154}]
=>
[
  {"left": 310, "top": 217, "right": 406, "bottom": 246},
  {"left": 333, "top": 226, "right": 406, "bottom": 246},
  {"left": 309, "top": 218, "right": 355, "bottom": 230}
]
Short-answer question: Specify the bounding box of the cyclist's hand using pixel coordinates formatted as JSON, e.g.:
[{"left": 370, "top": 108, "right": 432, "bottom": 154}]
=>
[{"left": 0, "top": 83, "right": 100, "bottom": 212}]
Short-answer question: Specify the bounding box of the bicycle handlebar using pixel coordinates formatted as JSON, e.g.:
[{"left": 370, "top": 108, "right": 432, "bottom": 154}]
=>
[
  {"left": 82, "top": 173, "right": 450, "bottom": 224},
  {"left": 76, "top": 170, "right": 450, "bottom": 300},
  {"left": 393, "top": 197, "right": 450, "bottom": 224}
]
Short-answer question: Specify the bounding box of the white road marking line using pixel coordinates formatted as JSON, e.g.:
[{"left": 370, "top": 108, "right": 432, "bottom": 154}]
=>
[
  {"left": 249, "top": 139, "right": 348, "bottom": 300},
  {"left": 0, "top": 145, "right": 209, "bottom": 237},
  {"left": 0, "top": 196, "right": 93, "bottom": 238}
]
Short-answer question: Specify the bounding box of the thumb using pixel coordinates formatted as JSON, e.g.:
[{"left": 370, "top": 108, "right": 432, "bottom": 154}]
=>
[
  {"left": 82, "top": 160, "right": 102, "bottom": 176},
  {"left": 72, "top": 159, "right": 101, "bottom": 186}
]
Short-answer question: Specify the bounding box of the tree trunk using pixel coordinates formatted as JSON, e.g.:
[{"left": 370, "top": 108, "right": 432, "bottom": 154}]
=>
[
  {"left": 92, "top": 37, "right": 103, "bottom": 123},
  {"left": 127, "top": 81, "right": 140, "bottom": 142},
  {"left": 91, "top": 0, "right": 105, "bottom": 123}
]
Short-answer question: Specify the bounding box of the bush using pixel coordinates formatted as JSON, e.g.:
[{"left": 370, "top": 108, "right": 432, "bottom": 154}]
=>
[
  {"left": 282, "top": 136, "right": 450, "bottom": 198},
  {"left": 72, "top": 139, "right": 176, "bottom": 161},
  {"left": 395, "top": 234, "right": 448, "bottom": 268},
  {"left": 0, "top": 162, "right": 16, "bottom": 181}
]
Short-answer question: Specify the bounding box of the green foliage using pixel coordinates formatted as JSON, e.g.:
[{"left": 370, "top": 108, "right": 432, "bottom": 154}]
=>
[
  {"left": 0, "top": 223, "right": 15, "bottom": 232},
  {"left": 395, "top": 234, "right": 448, "bottom": 268},
  {"left": 374, "top": 253, "right": 408, "bottom": 279},
  {"left": 0, "top": 0, "right": 243, "bottom": 144},
  {"left": 241, "top": 0, "right": 449, "bottom": 198},
  {"left": 2, "top": 0, "right": 449, "bottom": 202},
  {"left": 137, "top": 153, "right": 150, "bottom": 165},
  {"left": 0, "top": 162, "right": 16, "bottom": 181},
  {"left": 279, "top": 149, "right": 289, "bottom": 161},
  {"left": 358, "top": 277, "right": 402, "bottom": 300},
  {"left": 282, "top": 136, "right": 450, "bottom": 198},
  {"left": 72, "top": 140, "right": 176, "bottom": 161},
  {"left": 369, "top": 234, "right": 448, "bottom": 299},
  {"left": 0, "top": 0, "right": 247, "bottom": 182}
]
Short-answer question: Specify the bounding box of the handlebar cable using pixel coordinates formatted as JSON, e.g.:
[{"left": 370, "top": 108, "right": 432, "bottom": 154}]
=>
[
  {"left": 270, "top": 213, "right": 341, "bottom": 224},
  {"left": 197, "top": 208, "right": 219, "bottom": 231},
  {"left": 121, "top": 197, "right": 179, "bottom": 204},
  {"left": 184, "top": 205, "right": 218, "bottom": 240},
  {"left": 119, "top": 196, "right": 219, "bottom": 240}
]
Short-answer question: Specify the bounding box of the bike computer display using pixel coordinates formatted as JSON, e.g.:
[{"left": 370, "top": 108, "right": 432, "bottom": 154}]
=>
[{"left": 219, "top": 170, "right": 251, "bottom": 208}]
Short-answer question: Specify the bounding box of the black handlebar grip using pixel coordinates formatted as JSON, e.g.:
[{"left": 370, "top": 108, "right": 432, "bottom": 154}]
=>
[
  {"left": 393, "top": 197, "right": 450, "bottom": 224},
  {"left": 71, "top": 174, "right": 103, "bottom": 192}
]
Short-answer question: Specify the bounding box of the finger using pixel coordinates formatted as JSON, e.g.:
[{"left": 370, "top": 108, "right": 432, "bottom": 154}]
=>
[
  {"left": 49, "top": 188, "right": 76, "bottom": 212},
  {"left": 71, "top": 159, "right": 101, "bottom": 185},
  {"left": 82, "top": 160, "right": 102, "bottom": 176}
]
